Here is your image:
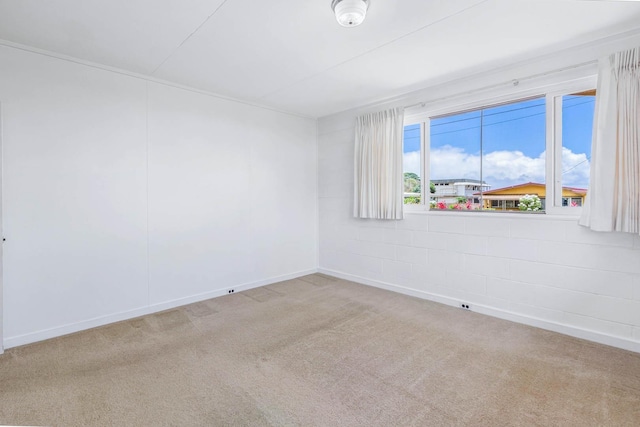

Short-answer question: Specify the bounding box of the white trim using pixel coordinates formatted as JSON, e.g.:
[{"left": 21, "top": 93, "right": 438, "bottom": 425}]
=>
[
  {"left": 319, "top": 268, "right": 640, "bottom": 354},
  {"left": 2, "top": 268, "right": 318, "bottom": 349}
]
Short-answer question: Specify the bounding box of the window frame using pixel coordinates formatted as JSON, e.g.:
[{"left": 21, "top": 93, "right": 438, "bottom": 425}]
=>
[
  {"left": 403, "top": 73, "right": 597, "bottom": 216},
  {"left": 401, "top": 122, "right": 426, "bottom": 208},
  {"left": 546, "top": 82, "right": 596, "bottom": 215}
]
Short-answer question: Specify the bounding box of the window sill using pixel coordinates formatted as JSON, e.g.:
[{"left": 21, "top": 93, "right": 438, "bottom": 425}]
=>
[{"left": 403, "top": 206, "right": 581, "bottom": 221}]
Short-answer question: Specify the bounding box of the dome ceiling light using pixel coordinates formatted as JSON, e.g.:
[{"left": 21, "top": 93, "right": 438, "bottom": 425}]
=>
[{"left": 331, "top": 0, "right": 369, "bottom": 27}]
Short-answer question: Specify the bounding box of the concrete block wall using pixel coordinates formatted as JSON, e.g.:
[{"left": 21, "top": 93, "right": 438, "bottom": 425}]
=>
[{"left": 318, "top": 115, "right": 640, "bottom": 353}]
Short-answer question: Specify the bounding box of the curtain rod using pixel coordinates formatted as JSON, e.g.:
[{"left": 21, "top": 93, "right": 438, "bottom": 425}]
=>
[{"left": 404, "top": 60, "right": 598, "bottom": 111}]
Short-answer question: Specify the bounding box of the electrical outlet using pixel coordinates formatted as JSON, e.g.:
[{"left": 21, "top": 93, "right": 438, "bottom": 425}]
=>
[
  {"left": 460, "top": 303, "right": 470, "bottom": 310},
  {"left": 228, "top": 289, "right": 235, "bottom": 294}
]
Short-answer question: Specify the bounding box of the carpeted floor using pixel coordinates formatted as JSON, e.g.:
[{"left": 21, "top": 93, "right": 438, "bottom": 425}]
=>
[{"left": 1, "top": 274, "right": 639, "bottom": 426}]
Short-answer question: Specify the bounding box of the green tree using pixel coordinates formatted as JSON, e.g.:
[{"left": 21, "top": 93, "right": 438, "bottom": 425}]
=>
[
  {"left": 430, "top": 182, "right": 436, "bottom": 194},
  {"left": 405, "top": 172, "right": 419, "bottom": 180},
  {"left": 403, "top": 172, "right": 421, "bottom": 193}
]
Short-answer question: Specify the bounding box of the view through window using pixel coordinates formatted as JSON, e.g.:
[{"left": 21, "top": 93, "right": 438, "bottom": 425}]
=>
[
  {"left": 403, "top": 123, "right": 421, "bottom": 204},
  {"left": 430, "top": 97, "right": 546, "bottom": 211},
  {"left": 402, "top": 90, "right": 595, "bottom": 212},
  {"left": 561, "top": 90, "right": 595, "bottom": 207}
]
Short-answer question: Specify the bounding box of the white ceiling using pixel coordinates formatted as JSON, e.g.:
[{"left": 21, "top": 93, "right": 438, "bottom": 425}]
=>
[{"left": 0, "top": 0, "right": 639, "bottom": 117}]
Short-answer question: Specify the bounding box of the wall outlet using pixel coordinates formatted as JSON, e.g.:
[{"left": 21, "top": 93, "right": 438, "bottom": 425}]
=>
[
  {"left": 228, "top": 289, "right": 235, "bottom": 294},
  {"left": 460, "top": 303, "right": 470, "bottom": 310}
]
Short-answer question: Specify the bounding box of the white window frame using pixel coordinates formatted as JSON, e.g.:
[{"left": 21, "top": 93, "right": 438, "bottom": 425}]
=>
[
  {"left": 401, "top": 122, "right": 426, "bottom": 210},
  {"left": 546, "top": 80, "right": 596, "bottom": 215},
  {"left": 402, "top": 72, "right": 597, "bottom": 216}
]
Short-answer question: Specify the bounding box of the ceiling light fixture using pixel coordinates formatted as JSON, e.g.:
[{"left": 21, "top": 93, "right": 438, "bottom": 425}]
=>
[{"left": 331, "top": 0, "right": 369, "bottom": 27}]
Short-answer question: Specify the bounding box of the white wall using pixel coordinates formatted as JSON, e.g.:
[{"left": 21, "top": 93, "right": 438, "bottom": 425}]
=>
[
  {"left": 317, "top": 36, "right": 640, "bottom": 353},
  {"left": 0, "top": 45, "right": 317, "bottom": 348}
]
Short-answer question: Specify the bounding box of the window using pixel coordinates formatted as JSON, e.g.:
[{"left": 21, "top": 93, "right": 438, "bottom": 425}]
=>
[
  {"left": 562, "top": 197, "right": 583, "bottom": 207},
  {"left": 430, "top": 97, "right": 545, "bottom": 211},
  {"left": 403, "top": 81, "right": 596, "bottom": 214},
  {"left": 402, "top": 123, "right": 422, "bottom": 204},
  {"left": 557, "top": 90, "right": 595, "bottom": 208}
]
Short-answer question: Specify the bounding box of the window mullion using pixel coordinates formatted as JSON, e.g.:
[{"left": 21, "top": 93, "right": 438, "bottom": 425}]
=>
[
  {"left": 422, "top": 119, "right": 429, "bottom": 208},
  {"left": 545, "top": 94, "right": 557, "bottom": 211},
  {"left": 553, "top": 95, "right": 564, "bottom": 208}
]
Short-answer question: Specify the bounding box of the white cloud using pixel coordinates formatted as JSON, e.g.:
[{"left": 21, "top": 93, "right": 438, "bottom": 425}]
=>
[
  {"left": 403, "top": 150, "right": 421, "bottom": 176},
  {"left": 483, "top": 150, "right": 545, "bottom": 186},
  {"left": 561, "top": 147, "right": 590, "bottom": 189},
  {"left": 421, "top": 145, "right": 590, "bottom": 190},
  {"left": 429, "top": 146, "right": 480, "bottom": 180}
]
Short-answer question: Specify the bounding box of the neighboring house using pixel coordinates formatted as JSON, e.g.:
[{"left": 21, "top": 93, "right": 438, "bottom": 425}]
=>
[
  {"left": 431, "top": 179, "right": 490, "bottom": 205},
  {"left": 477, "top": 182, "right": 587, "bottom": 210}
]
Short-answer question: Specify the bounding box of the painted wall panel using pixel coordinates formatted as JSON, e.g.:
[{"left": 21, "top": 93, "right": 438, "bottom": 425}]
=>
[
  {"left": 147, "top": 84, "right": 254, "bottom": 302},
  {"left": 0, "top": 46, "right": 149, "bottom": 339},
  {"left": 147, "top": 83, "right": 317, "bottom": 304},
  {"left": 0, "top": 45, "right": 317, "bottom": 347}
]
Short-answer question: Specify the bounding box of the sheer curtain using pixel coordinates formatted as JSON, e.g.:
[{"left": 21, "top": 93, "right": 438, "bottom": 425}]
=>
[
  {"left": 579, "top": 46, "right": 640, "bottom": 233},
  {"left": 353, "top": 107, "right": 405, "bottom": 219}
]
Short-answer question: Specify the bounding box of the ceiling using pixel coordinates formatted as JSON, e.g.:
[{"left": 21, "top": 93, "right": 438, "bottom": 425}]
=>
[{"left": 0, "top": 0, "right": 639, "bottom": 118}]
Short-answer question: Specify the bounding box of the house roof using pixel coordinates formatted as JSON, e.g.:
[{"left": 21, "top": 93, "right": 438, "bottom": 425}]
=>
[
  {"left": 475, "top": 182, "right": 587, "bottom": 196},
  {"left": 481, "top": 182, "right": 544, "bottom": 195}
]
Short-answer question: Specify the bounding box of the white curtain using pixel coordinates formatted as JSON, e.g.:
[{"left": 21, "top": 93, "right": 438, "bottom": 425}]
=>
[
  {"left": 353, "top": 107, "right": 405, "bottom": 219},
  {"left": 579, "top": 47, "right": 640, "bottom": 233}
]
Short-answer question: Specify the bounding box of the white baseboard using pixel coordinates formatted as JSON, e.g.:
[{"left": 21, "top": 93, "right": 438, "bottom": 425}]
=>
[
  {"left": 319, "top": 268, "right": 640, "bottom": 354},
  {"left": 3, "top": 268, "right": 318, "bottom": 349}
]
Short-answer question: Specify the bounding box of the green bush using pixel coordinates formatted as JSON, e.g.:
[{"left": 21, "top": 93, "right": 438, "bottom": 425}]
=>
[
  {"left": 518, "top": 194, "right": 542, "bottom": 211},
  {"left": 404, "top": 196, "right": 421, "bottom": 204}
]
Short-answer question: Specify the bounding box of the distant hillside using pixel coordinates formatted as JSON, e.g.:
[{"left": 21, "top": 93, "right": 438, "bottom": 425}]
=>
[{"left": 404, "top": 172, "right": 420, "bottom": 193}]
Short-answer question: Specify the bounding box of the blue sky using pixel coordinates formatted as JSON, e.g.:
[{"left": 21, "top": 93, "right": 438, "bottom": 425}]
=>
[{"left": 403, "top": 94, "right": 595, "bottom": 190}]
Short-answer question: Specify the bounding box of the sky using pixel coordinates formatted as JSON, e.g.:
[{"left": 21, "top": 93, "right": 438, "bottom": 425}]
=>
[{"left": 403, "top": 94, "right": 595, "bottom": 191}]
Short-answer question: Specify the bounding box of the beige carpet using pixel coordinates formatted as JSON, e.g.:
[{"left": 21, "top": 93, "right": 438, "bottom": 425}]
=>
[{"left": 1, "top": 274, "right": 639, "bottom": 426}]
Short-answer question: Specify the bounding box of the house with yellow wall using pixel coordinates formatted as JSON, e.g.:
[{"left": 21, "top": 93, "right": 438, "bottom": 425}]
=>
[{"left": 477, "top": 182, "right": 587, "bottom": 210}]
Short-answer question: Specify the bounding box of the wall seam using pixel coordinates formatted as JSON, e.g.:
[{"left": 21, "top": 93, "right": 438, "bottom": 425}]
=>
[{"left": 145, "top": 81, "right": 151, "bottom": 306}]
